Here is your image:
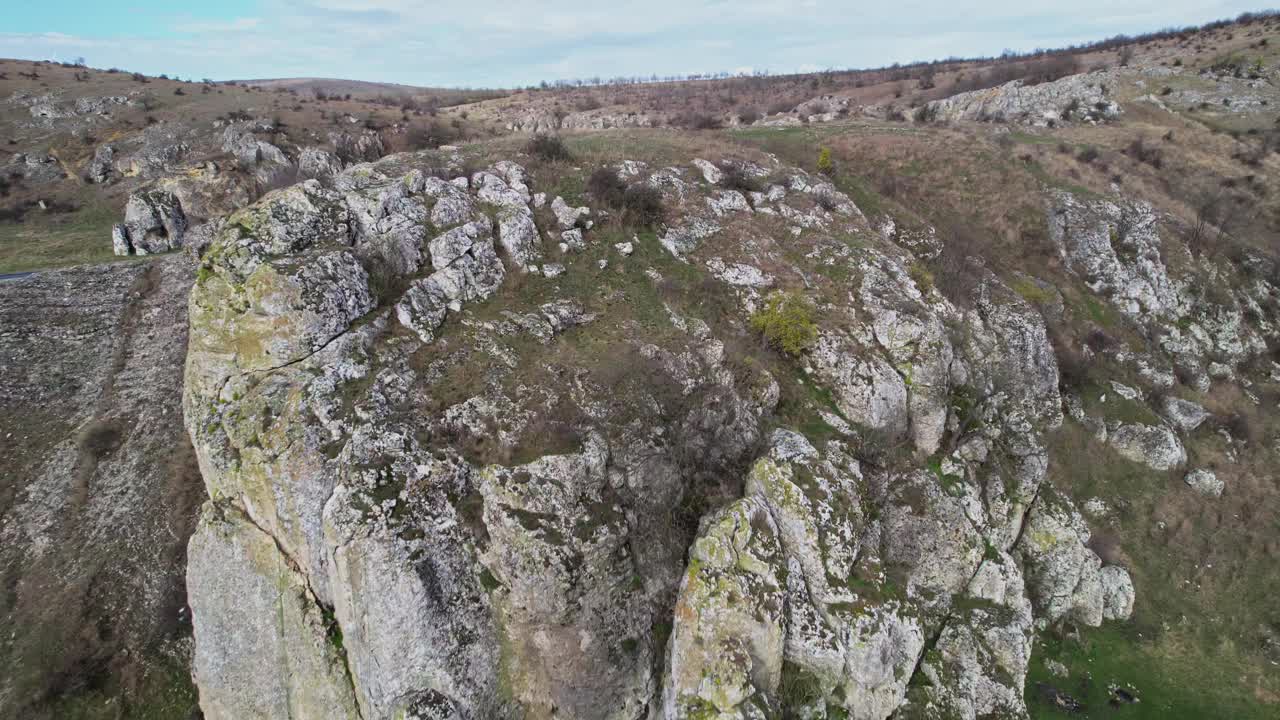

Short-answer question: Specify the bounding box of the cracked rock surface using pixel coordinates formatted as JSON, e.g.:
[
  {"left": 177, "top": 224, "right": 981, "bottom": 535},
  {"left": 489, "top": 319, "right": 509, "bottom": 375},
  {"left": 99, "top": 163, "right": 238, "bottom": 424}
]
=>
[{"left": 178, "top": 150, "right": 1155, "bottom": 719}]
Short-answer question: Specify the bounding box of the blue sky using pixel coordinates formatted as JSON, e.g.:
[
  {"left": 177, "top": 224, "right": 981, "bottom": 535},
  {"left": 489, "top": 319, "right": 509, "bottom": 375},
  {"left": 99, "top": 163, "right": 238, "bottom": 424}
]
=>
[{"left": 0, "top": 1, "right": 1269, "bottom": 88}]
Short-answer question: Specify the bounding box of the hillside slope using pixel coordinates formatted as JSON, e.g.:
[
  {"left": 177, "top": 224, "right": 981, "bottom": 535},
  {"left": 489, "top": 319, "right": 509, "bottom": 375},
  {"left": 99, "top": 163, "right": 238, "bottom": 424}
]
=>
[{"left": 0, "top": 11, "right": 1277, "bottom": 720}]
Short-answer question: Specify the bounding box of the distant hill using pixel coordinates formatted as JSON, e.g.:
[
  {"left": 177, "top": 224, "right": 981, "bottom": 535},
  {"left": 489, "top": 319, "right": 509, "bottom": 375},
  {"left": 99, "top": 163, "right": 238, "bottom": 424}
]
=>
[{"left": 238, "top": 77, "right": 508, "bottom": 108}]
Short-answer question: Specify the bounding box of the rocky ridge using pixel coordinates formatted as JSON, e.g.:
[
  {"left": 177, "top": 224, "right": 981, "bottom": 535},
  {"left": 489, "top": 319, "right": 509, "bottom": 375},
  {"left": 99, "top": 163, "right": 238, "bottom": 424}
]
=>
[{"left": 170, "top": 145, "right": 1216, "bottom": 719}]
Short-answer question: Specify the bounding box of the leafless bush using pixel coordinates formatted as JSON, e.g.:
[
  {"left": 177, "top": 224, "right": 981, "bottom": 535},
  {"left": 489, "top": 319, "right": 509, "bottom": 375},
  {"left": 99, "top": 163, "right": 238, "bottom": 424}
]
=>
[
  {"left": 951, "top": 54, "right": 1080, "bottom": 95},
  {"left": 621, "top": 185, "right": 665, "bottom": 228},
  {"left": 587, "top": 167, "right": 627, "bottom": 207},
  {"left": 574, "top": 95, "right": 602, "bottom": 112},
  {"left": 79, "top": 418, "right": 124, "bottom": 460},
  {"left": 718, "top": 162, "right": 760, "bottom": 194},
  {"left": 525, "top": 134, "right": 573, "bottom": 162},
  {"left": 1223, "top": 411, "right": 1260, "bottom": 444},
  {"left": 1124, "top": 136, "right": 1163, "bottom": 168},
  {"left": 929, "top": 224, "right": 990, "bottom": 307},
  {"left": 674, "top": 111, "right": 721, "bottom": 130},
  {"left": 406, "top": 120, "right": 460, "bottom": 150},
  {"left": 767, "top": 99, "right": 795, "bottom": 115}
]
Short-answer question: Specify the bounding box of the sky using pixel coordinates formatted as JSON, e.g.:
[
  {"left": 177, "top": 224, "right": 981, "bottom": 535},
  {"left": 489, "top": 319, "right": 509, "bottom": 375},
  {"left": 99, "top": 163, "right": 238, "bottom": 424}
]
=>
[{"left": 0, "top": 1, "right": 1270, "bottom": 88}]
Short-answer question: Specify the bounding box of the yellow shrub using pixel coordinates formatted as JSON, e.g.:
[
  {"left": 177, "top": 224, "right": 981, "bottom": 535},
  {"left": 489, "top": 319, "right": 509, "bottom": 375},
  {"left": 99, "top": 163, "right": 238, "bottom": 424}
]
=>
[
  {"left": 817, "top": 147, "right": 834, "bottom": 176},
  {"left": 751, "top": 292, "right": 818, "bottom": 356}
]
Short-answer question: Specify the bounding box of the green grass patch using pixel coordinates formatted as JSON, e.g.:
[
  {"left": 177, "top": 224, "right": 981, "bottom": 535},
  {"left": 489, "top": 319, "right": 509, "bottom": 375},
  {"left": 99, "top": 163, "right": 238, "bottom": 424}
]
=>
[
  {"left": 38, "top": 654, "right": 199, "bottom": 720},
  {"left": 0, "top": 203, "right": 128, "bottom": 273},
  {"left": 1028, "top": 623, "right": 1275, "bottom": 720},
  {"left": 1012, "top": 278, "right": 1055, "bottom": 305},
  {"left": 1007, "top": 131, "right": 1062, "bottom": 146},
  {"left": 1043, "top": 423, "right": 1280, "bottom": 718},
  {"left": 1080, "top": 295, "right": 1119, "bottom": 328},
  {"left": 1078, "top": 381, "right": 1160, "bottom": 426}
]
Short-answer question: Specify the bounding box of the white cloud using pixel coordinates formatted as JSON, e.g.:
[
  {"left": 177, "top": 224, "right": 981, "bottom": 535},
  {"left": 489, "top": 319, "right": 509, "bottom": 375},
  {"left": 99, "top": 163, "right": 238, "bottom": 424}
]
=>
[
  {"left": 172, "top": 18, "right": 263, "bottom": 34},
  {"left": 0, "top": 1, "right": 1265, "bottom": 87}
]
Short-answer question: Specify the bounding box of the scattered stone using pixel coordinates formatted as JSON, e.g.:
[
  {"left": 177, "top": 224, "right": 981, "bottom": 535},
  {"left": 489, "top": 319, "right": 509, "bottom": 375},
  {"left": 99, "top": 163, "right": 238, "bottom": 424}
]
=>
[
  {"left": 1184, "top": 469, "right": 1224, "bottom": 497},
  {"left": 550, "top": 195, "right": 589, "bottom": 229},
  {"left": 1161, "top": 396, "right": 1210, "bottom": 432},
  {"left": 1108, "top": 423, "right": 1186, "bottom": 471},
  {"left": 691, "top": 158, "right": 722, "bottom": 184},
  {"left": 706, "top": 189, "right": 752, "bottom": 216},
  {"left": 560, "top": 228, "right": 585, "bottom": 251}
]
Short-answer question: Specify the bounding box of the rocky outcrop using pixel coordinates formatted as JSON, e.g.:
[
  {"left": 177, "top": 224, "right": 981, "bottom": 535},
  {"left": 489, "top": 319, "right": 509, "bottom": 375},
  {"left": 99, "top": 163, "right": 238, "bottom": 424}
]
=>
[
  {"left": 925, "top": 70, "right": 1122, "bottom": 126},
  {"left": 179, "top": 150, "right": 1142, "bottom": 720},
  {"left": 1048, "top": 190, "right": 1272, "bottom": 389},
  {"left": 3, "top": 152, "right": 66, "bottom": 185},
  {"left": 112, "top": 188, "right": 188, "bottom": 255},
  {"left": 86, "top": 144, "right": 115, "bottom": 184},
  {"left": 222, "top": 122, "right": 295, "bottom": 187},
  {"left": 299, "top": 146, "right": 345, "bottom": 182},
  {"left": 114, "top": 122, "right": 194, "bottom": 178},
  {"left": 330, "top": 130, "right": 386, "bottom": 164},
  {"left": 1019, "top": 492, "right": 1133, "bottom": 626},
  {"left": 503, "top": 107, "right": 658, "bottom": 133}
]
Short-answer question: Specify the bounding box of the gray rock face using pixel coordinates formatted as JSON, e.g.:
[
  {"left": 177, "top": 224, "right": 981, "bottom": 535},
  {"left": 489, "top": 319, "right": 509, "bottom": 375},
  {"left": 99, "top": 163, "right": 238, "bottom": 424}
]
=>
[
  {"left": 662, "top": 493, "right": 787, "bottom": 718},
  {"left": 299, "top": 146, "right": 344, "bottom": 182},
  {"left": 112, "top": 189, "right": 188, "bottom": 255},
  {"left": 187, "top": 504, "right": 361, "bottom": 720},
  {"left": 178, "top": 150, "right": 1142, "bottom": 720},
  {"left": 1108, "top": 423, "right": 1187, "bottom": 471},
  {"left": 86, "top": 144, "right": 115, "bottom": 183},
  {"left": 1019, "top": 494, "right": 1133, "bottom": 626},
  {"left": 329, "top": 130, "right": 385, "bottom": 164},
  {"left": 926, "top": 69, "right": 1122, "bottom": 126}
]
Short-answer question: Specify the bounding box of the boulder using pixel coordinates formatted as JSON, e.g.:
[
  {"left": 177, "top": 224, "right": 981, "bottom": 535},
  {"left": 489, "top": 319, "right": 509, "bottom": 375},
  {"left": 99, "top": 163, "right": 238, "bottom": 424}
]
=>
[
  {"left": 112, "top": 189, "right": 188, "bottom": 255},
  {"left": 1184, "top": 468, "right": 1224, "bottom": 497},
  {"left": 329, "top": 130, "right": 385, "bottom": 163},
  {"left": 1100, "top": 565, "right": 1136, "bottom": 620},
  {"left": 1109, "top": 423, "right": 1187, "bottom": 471},
  {"left": 86, "top": 144, "right": 115, "bottom": 184},
  {"left": 550, "top": 195, "right": 589, "bottom": 229},
  {"left": 1161, "top": 396, "right": 1210, "bottom": 432},
  {"left": 691, "top": 158, "right": 723, "bottom": 184},
  {"left": 298, "top": 146, "right": 344, "bottom": 182}
]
